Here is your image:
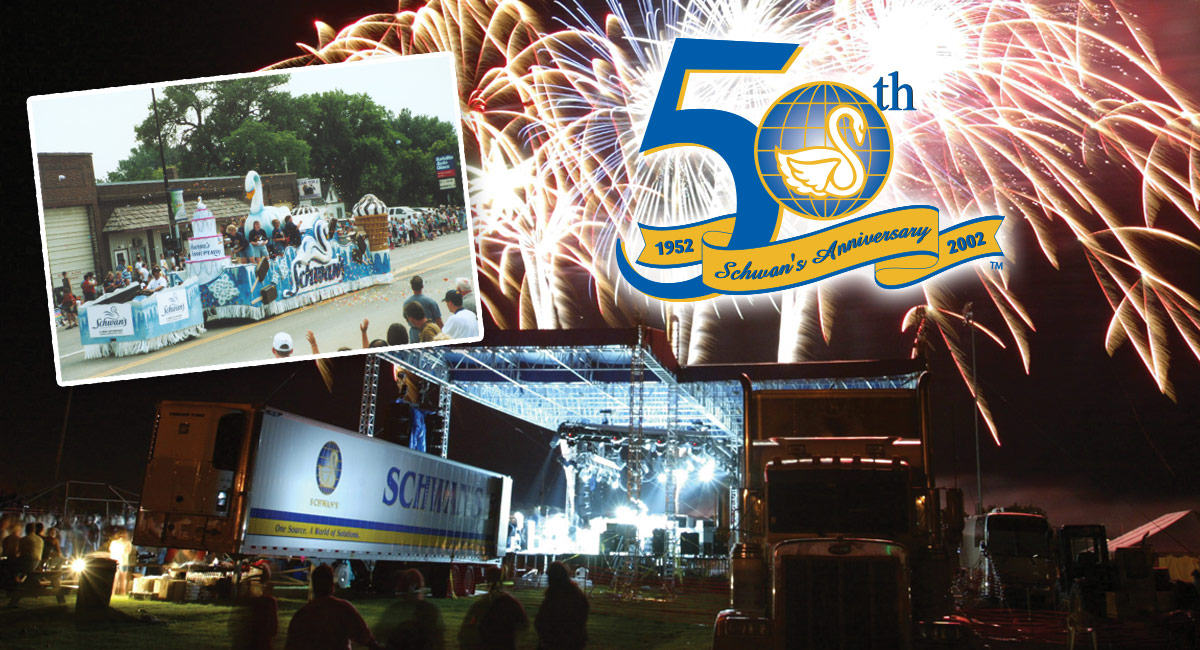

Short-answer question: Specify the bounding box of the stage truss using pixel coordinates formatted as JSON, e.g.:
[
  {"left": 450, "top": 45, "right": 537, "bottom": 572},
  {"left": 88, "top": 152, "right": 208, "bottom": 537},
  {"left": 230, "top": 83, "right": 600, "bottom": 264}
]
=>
[{"left": 378, "top": 328, "right": 922, "bottom": 584}]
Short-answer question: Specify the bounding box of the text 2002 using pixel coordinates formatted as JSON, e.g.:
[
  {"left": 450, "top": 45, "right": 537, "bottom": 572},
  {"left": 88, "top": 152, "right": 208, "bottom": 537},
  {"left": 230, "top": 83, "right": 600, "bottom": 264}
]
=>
[{"left": 948, "top": 233, "right": 987, "bottom": 254}]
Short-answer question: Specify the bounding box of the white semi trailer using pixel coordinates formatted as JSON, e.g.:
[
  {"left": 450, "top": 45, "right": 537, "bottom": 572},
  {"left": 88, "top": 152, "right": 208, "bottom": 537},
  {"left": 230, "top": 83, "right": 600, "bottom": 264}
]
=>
[{"left": 133, "top": 401, "right": 512, "bottom": 594}]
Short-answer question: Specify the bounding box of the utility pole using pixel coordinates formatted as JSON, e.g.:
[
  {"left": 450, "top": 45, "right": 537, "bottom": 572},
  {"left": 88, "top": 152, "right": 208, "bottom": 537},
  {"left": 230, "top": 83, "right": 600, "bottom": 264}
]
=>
[
  {"left": 963, "top": 302, "right": 984, "bottom": 515},
  {"left": 151, "top": 88, "right": 181, "bottom": 257}
]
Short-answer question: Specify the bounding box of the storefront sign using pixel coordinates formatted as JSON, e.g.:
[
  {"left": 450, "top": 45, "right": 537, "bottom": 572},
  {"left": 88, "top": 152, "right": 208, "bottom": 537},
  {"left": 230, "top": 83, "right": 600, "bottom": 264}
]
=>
[{"left": 298, "top": 178, "right": 322, "bottom": 200}]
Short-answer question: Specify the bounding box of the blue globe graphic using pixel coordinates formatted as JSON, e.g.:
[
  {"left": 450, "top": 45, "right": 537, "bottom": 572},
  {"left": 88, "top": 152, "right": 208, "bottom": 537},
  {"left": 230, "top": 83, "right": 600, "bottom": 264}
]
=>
[
  {"left": 315, "top": 441, "right": 342, "bottom": 495},
  {"left": 756, "top": 82, "right": 892, "bottom": 220}
]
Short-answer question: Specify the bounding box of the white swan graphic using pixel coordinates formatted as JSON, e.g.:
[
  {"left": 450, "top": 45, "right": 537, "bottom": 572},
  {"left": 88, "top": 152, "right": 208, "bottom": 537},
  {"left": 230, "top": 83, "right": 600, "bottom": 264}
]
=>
[
  {"left": 294, "top": 219, "right": 333, "bottom": 268},
  {"left": 775, "top": 105, "right": 869, "bottom": 199}
]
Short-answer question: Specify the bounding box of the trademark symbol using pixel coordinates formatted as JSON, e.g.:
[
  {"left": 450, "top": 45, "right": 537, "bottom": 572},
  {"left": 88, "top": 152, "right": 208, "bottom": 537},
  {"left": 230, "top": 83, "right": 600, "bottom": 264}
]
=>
[
  {"left": 990, "top": 260, "right": 1004, "bottom": 270},
  {"left": 873, "top": 71, "right": 916, "bottom": 111}
]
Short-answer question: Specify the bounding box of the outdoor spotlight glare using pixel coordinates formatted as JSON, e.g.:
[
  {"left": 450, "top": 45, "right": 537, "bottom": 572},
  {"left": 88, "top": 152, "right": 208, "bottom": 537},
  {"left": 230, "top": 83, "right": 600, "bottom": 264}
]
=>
[
  {"left": 698, "top": 460, "right": 717, "bottom": 483},
  {"left": 71, "top": 558, "right": 86, "bottom": 573}
]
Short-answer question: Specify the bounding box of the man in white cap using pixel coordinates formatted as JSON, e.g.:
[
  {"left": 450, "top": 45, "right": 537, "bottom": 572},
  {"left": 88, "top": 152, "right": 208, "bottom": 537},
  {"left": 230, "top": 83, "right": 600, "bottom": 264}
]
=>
[{"left": 272, "top": 332, "right": 294, "bottom": 358}]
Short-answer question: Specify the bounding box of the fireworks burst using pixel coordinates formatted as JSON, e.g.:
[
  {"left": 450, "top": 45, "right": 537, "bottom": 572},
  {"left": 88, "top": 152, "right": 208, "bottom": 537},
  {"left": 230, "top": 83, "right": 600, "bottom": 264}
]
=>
[{"left": 277, "top": 0, "right": 1200, "bottom": 443}]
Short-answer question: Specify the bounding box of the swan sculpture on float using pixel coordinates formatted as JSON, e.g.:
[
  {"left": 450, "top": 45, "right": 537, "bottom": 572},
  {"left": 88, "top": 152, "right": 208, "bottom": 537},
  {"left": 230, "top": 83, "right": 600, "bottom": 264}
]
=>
[
  {"left": 244, "top": 170, "right": 298, "bottom": 238},
  {"left": 775, "top": 105, "right": 868, "bottom": 199}
]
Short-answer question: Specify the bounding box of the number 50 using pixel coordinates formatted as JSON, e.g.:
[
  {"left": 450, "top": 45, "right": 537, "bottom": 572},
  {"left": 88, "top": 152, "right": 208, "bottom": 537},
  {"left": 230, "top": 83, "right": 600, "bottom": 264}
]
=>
[{"left": 640, "top": 39, "right": 801, "bottom": 249}]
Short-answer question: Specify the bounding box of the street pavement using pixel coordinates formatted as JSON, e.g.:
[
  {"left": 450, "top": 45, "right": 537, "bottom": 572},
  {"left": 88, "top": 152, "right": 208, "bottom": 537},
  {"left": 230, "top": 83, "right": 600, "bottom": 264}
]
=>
[{"left": 55, "top": 231, "right": 478, "bottom": 383}]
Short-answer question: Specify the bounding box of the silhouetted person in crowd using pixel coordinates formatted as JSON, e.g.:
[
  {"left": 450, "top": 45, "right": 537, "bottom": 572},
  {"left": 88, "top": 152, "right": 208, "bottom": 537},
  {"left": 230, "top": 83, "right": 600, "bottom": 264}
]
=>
[
  {"left": 0, "top": 519, "right": 17, "bottom": 557},
  {"left": 376, "top": 568, "right": 445, "bottom": 650},
  {"left": 230, "top": 564, "right": 279, "bottom": 650},
  {"left": 461, "top": 566, "right": 528, "bottom": 650},
  {"left": 285, "top": 564, "right": 381, "bottom": 650},
  {"left": 17, "top": 523, "right": 43, "bottom": 576},
  {"left": 535, "top": 562, "right": 589, "bottom": 650},
  {"left": 41, "top": 527, "right": 63, "bottom": 568}
]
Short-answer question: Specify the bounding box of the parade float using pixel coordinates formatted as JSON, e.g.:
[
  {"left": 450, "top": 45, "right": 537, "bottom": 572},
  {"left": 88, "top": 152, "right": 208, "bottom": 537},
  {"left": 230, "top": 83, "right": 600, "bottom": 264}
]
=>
[
  {"left": 83, "top": 171, "right": 393, "bottom": 358},
  {"left": 79, "top": 278, "right": 206, "bottom": 359},
  {"left": 178, "top": 171, "right": 393, "bottom": 321}
]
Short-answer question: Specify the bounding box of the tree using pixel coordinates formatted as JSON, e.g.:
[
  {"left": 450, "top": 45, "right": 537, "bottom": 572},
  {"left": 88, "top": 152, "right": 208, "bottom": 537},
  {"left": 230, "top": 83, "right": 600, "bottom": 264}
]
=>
[
  {"left": 221, "top": 121, "right": 310, "bottom": 177},
  {"left": 134, "top": 76, "right": 292, "bottom": 177},
  {"left": 112, "top": 77, "right": 462, "bottom": 206},
  {"left": 297, "top": 91, "right": 396, "bottom": 205},
  {"left": 104, "top": 142, "right": 178, "bottom": 183}
]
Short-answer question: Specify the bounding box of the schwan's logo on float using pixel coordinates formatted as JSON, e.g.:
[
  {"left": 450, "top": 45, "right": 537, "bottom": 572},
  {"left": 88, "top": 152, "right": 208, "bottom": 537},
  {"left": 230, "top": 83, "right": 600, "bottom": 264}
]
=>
[
  {"left": 288, "top": 220, "right": 344, "bottom": 297},
  {"left": 89, "top": 303, "right": 134, "bottom": 337},
  {"left": 615, "top": 39, "right": 1005, "bottom": 301},
  {"left": 157, "top": 287, "right": 190, "bottom": 325},
  {"left": 315, "top": 441, "right": 343, "bottom": 496},
  {"left": 94, "top": 306, "right": 129, "bottom": 329}
]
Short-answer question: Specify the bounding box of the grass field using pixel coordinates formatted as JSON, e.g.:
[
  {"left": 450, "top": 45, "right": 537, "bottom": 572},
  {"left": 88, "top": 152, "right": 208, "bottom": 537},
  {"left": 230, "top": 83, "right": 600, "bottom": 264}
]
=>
[{"left": 0, "top": 585, "right": 723, "bottom": 649}]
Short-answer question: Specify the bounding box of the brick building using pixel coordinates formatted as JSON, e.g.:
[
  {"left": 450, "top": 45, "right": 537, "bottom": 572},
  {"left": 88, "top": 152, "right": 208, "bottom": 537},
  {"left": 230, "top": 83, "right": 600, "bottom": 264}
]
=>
[{"left": 37, "top": 153, "right": 103, "bottom": 296}]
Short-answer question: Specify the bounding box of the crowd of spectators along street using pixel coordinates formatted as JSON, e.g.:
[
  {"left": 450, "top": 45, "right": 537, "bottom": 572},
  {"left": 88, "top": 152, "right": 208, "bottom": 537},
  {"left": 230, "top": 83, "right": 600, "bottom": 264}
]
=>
[
  {"left": 388, "top": 207, "right": 467, "bottom": 249},
  {"left": 56, "top": 254, "right": 174, "bottom": 328}
]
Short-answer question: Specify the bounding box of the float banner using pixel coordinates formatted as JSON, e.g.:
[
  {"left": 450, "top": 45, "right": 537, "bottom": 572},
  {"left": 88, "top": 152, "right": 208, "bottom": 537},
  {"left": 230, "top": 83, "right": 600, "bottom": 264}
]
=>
[
  {"left": 156, "top": 286, "right": 190, "bottom": 325},
  {"left": 170, "top": 189, "right": 186, "bottom": 222},
  {"left": 632, "top": 207, "right": 1004, "bottom": 293},
  {"left": 86, "top": 303, "right": 134, "bottom": 337},
  {"left": 186, "top": 236, "right": 226, "bottom": 262}
]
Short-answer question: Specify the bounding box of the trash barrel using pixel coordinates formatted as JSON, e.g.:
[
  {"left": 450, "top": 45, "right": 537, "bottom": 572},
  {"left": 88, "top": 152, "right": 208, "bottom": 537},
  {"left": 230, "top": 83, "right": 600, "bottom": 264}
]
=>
[{"left": 76, "top": 556, "right": 118, "bottom": 612}]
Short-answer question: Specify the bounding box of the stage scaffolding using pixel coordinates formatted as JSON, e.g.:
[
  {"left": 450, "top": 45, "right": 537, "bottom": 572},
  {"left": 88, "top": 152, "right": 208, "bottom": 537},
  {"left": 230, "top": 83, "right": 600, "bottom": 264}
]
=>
[{"left": 378, "top": 328, "right": 924, "bottom": 567}]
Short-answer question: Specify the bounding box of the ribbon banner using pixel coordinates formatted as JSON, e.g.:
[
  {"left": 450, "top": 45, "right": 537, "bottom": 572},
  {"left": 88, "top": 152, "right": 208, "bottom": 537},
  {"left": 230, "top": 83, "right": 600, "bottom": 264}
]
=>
[{"left": 624, "top": 206, "right": 1004, "bottom": 298}]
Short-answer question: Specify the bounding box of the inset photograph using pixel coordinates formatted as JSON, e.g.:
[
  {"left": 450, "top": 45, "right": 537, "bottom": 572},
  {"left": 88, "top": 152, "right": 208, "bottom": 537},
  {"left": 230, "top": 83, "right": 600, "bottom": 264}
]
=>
[{"left": 30, "top": 54, "right": 482, "bottom": 386}]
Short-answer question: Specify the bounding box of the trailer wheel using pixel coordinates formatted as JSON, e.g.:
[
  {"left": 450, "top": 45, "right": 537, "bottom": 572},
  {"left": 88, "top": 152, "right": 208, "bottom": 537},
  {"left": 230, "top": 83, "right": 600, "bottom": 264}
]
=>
[{"left": 461, "top": 565, "right": 476, "bottom": 595}]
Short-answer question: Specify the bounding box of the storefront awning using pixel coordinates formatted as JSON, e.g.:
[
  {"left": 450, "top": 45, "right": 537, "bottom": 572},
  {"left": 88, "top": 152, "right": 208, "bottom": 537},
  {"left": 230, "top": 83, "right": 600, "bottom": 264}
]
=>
[{"left": 103, "top": 197, "right": 250, "bottom": 233}]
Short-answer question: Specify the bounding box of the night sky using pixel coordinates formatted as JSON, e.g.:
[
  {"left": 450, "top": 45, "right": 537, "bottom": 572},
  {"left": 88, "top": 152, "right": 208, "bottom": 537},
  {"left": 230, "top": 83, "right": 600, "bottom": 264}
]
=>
[{"left": 8, "top": 0, "right": 1198, "bottom": 537}]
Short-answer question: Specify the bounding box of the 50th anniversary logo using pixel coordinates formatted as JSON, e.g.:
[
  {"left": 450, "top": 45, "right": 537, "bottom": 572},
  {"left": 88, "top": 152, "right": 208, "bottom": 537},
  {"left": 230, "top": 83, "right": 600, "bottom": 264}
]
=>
[{"left": 616, "top": 38, "right": 1005, "bottom": 301}]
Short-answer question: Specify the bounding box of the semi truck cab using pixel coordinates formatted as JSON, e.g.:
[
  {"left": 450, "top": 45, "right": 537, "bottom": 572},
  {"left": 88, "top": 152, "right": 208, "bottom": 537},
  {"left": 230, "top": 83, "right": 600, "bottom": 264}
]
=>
[
  {"left": 714, "top": 364, "right": 967, "bottom": 650},
  {"left": 961, "top": 510, "right": 1056, "bottom": 607}
]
